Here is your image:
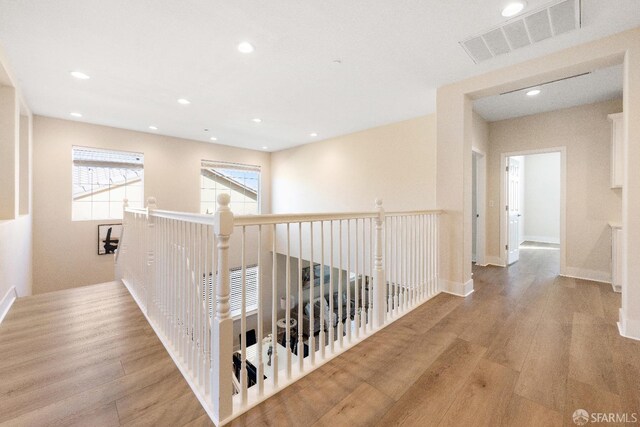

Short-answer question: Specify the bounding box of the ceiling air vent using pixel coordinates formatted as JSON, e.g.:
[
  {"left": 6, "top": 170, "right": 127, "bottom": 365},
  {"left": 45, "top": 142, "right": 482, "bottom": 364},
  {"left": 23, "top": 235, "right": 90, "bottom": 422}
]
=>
[{"left": 460, "top": 0, "right": 581, "bottom": 63}]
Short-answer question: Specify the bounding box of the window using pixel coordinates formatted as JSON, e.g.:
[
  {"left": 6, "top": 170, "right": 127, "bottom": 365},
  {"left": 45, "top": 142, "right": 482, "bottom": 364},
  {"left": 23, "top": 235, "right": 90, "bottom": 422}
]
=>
[
  {"left": 72, "top": 146, "right": 144, "bottom": 221},
  {"left": 203, "top": 265, "right": 259, "bottom": 318},
  {"left": 200, "top": 161, "right": 260, "bottom": 215},
  {"left": 229, "top": 265, "right": 259, "bottom": 318}
]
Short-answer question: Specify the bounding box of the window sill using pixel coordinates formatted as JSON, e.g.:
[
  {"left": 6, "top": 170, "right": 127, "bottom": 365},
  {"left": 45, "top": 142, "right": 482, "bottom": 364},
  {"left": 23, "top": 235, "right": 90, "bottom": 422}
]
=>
[{"left": 232, "top": 308, "right": 258, "bottom": 321}]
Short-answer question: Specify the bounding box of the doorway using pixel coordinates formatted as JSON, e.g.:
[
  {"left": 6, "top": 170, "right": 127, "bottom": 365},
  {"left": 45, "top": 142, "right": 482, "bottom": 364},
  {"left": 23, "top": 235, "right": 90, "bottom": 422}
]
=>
[
  {"left": 500, "top": 148, "right": 566, "bottom": 271},
  {"left": 472, "top": 150, "right": 486, "bottom": 265}
]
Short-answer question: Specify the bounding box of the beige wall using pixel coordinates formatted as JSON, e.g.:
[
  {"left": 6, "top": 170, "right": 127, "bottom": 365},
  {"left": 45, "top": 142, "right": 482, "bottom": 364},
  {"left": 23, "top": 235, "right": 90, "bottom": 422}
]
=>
[
  {"left": 486, "top": 99, "right": 622, "bottom": 279},
  {"left": 0, "top": 52, "right": 33, "bottom": 309},
  {"left": 32, "top": 116, "right": 271, "bottom": 294},
  {"left": 472, "top": 111, "right": 489, "bottom": 154},
  {"left": 0, "top": 215, "right": 32, "bottom": 298},
  {"left": 271, "top": 114, "right": 437, "bottom": 213}
]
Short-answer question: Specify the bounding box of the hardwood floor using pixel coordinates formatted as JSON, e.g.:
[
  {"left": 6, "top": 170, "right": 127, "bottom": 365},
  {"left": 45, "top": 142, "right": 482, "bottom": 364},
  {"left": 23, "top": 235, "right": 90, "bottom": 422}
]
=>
[
  {"left": 0, "top": 281, "right": 212, "bottom": 427},
  {"left": 233, "top": 245, "right": 640, "bottom": 427},
  {"left": 2, "top": 246, "right": 638, "bottom": 426}
]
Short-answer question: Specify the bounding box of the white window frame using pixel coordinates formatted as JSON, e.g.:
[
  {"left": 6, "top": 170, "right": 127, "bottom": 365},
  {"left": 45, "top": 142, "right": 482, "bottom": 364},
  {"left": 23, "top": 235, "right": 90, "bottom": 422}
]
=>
[
  {"left": 200, "top": 160, "right": 261, "bottom": 215},
  {"left": 71, "top": 146, "right": 144, "bottom": 221},
  {"left": 229, "top": 265, "right": 259, "bottom": 319}
]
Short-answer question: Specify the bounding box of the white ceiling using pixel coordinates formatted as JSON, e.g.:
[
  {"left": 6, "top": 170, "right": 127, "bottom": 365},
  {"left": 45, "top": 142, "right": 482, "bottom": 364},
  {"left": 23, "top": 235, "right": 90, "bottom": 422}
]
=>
[
  {"left": 473, "top": 63, "right": 623, "bottom": 122},
  {"left": 0, "top": 1, "right": 638, "bottom": 152}
]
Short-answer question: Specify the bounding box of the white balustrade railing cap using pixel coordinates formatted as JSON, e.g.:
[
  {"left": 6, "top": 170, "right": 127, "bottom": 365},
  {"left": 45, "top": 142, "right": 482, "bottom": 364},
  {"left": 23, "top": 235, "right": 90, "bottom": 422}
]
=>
[{"left": 125, "top": 206, "right": 442, "bottom": 227}]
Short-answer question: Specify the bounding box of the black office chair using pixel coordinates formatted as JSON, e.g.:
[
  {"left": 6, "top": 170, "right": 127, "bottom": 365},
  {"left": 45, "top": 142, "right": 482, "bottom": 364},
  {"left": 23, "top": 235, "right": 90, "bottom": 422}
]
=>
[{"left": 239, "top": 329, "right": 257, "bottom": 348}]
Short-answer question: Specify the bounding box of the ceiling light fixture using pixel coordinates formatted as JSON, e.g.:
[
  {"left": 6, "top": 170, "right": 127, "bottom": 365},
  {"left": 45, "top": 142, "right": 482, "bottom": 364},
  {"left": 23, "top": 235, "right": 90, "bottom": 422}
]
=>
[
  {"left": 238, "top": 42, "right": 255, "bottom": 53},
  {"left": 210, "top": 137, "right": 218, "bottom": 141},
  {"left": 149, "top": 125, "right": 158, "bottom": 130},
  {"left": 501, "top": 1, "right": 525, "bottom": 17},
  {"left": 70, "top": 71, "right": 90, "bottom": 80},
  {"left": 177, "top": 98, "right": 191, "bottom": 105},
  {"left": 70, "top": 112, "right": 83, "bottom": 118},
  {"left": 526, "top": 89, "right": 541, "bottom": 96},
  {"left": 252, "top": 118, "right": 262, "bottom": 123},
  {"left": 262, "top": 146, "right": 268, "bottom": 150},
  {"left": 310, "top": 132, "right": 318, "bottom": 137}
]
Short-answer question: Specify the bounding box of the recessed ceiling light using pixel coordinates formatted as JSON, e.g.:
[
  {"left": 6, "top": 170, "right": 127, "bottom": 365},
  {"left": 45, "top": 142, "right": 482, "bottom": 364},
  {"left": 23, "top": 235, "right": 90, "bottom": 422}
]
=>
[
  {"left": 210, "top": 137, "right": 218, "bottom": 141},
  {"left": 177, "top": 98, "right": 191, "bottom": 105},
  {"left": 70, "top": 112, "right": 82, "bottom": 118},
  {"left": 149, "top": 125, "right": 158, "bottom": 130},
  {"left": 501, "top": 1, "right": 525, "bottom": 17},
  {"left": 70, "top": 71, "right": 90, "bottom": 80},
  {"left": 310, "top": 132, "right": 318, "bottom": 137},
  {"left": 262, "top": 146, "right": 268, "bottom": 150},
  {"left": 238, "top": 42, "right": 255, "bottom": 53},
  {"left": 526, "top": 89, "right": 541, "bottom": 96},
  {"left": 252, "top": 118, "right": 262, "bottom": 123}
]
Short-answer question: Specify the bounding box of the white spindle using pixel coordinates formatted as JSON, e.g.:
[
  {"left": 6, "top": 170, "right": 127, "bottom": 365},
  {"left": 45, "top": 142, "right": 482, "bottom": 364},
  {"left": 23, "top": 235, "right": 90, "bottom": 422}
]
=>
[
  {"left": 309, "top": 221, "right": 315, "bottom": 364},
  {"left": 373, "top": 199, "right": 385, "bottom": 328},
  {"left": 368, "top": 217, "right": 373, "bottom": 330},
  {"left": 286, "top": 223, "right": 292, "bottom": 378},
  {"left": 354, "top": 219, "right": 359, "bottom": 338},
  {"left": 338, "top": 220, "right": 344, "bottom": 347},
  {"left": 257, "top": 225, "right": 264, "bottom": 394},
  {"left": 329, "top": 220, "right": 334, "bottom": 352},
  {"left": 297, "top": 222, "right": 303, "bottom": 370},
  {"left": 271, "top": 223, "right": 278, "bottom": 386},
  {"left": 361, "top": 218, "right": 365, "bottom": 332},
  {"left": 240, "top": 226, "right": 248, "bottom": 403},
  {"left": 346, "top": 220, "right": 351, "bottom": 343},
  {"left": 319, "top": 221, "right": 325, "bottom": 358}
]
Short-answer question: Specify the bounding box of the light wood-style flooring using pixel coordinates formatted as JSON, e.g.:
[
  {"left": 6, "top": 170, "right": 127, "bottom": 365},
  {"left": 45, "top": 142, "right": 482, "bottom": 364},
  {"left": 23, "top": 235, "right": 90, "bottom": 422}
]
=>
[
  {"left": 233, "top": 244, "right": 640, "bottom": 426},
  {"left": 0, "top": 281, "right": 213, "bottom": 427},
  {"left": 2, "top": 245, "right": 638, "bottom": 426}
]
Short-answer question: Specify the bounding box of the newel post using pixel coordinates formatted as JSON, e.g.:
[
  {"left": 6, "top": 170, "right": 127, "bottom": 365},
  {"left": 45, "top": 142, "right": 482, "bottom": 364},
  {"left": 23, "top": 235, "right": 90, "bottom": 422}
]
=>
[
  {"left": 373, "top": 198, "right": 386, "bottom": 328},
  {"left": 146, "top": 197, "right": 157, "bottom": 316},
  {"left": 211, "top": 193, "right": 234, "bottom": 422}
]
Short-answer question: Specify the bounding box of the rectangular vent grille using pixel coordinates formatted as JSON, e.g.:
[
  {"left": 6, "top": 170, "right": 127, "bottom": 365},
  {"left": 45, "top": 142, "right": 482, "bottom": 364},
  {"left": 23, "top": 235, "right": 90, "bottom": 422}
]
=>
[{"left": 460, "top": 0, "right": 581, "bottom": 63}]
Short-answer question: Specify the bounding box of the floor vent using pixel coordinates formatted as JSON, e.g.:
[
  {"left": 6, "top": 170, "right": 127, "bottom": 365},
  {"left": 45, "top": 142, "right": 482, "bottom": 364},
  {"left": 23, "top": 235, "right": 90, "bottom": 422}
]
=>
[{"left": 460, "top": 0, "right": 581, "bottom": 63}]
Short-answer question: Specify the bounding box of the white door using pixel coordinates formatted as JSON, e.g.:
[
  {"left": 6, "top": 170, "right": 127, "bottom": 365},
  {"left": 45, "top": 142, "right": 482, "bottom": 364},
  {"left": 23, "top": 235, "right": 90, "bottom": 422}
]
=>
[{"left": 507, "top": 157, "right": 521, "bottom": 265}]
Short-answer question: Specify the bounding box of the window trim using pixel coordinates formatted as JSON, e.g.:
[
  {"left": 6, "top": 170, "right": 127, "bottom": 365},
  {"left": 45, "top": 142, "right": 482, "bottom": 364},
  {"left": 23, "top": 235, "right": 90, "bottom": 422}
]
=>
[{"left": 228, "top": 264, "right": 259, "bottom": 318}]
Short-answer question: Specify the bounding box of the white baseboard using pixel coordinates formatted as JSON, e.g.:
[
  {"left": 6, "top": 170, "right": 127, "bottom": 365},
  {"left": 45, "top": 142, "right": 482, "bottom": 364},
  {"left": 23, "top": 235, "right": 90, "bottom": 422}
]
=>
[
  {"left": 523, "top": 235, "right": 560, "bottom": 244},
  {"left": 484, "top": 256, "right": 505, "bottom": 267},
  {"left": 0, "top": 286, "right": 18, "bottom": 325},
  {"left": 439, "top": 278, "right": 474, "bottom": 297},
  {"left": 618, "top": 308, "right": 640, "bottom": 341},
  {"left": 561, "top": 267, "right": 611, "bottom": 284}
]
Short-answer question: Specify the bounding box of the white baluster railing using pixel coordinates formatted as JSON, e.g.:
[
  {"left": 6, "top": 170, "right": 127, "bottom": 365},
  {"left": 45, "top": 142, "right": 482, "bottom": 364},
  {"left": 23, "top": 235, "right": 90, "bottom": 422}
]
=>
[{"left": 116, "top": 195, "right": 441, "bottom": 425}]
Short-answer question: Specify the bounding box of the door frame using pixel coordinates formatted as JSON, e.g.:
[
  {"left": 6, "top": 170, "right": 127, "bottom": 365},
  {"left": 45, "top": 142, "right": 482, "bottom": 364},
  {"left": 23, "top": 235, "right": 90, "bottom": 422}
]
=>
[
  {"left": 499, "top": 146, "right": 566, "bottom": 274},
  {"left": 472, "top": 149, "right": 486, "bottom": 266}
]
